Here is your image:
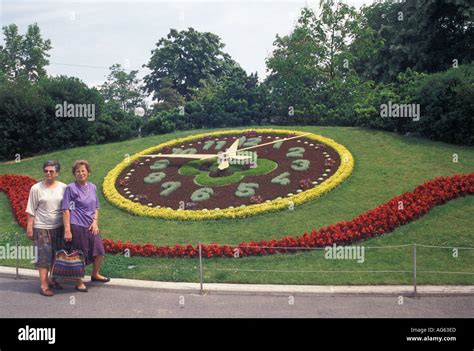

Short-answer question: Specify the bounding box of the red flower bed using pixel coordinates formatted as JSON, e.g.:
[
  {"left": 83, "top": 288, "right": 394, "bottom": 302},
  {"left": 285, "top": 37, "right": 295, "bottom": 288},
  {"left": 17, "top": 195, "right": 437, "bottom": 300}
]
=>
[
  {"left": 0, "top": 174, "right": 37, "bottom": 229},
  {"left": 1, "top": 172, "right": 473, "bottom": 258}
]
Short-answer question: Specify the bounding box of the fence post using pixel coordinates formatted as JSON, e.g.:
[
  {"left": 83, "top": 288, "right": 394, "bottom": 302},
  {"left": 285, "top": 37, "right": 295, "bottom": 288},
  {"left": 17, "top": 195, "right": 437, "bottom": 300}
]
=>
[
  {"left": 15, "top": 232, "right": 19, "bottom": 280},
  {"left": 413, "top": 242, "right": 417, "bottom": 298},
  {"left": 198, "top": 241, "right": 204, "bottom": 295}
]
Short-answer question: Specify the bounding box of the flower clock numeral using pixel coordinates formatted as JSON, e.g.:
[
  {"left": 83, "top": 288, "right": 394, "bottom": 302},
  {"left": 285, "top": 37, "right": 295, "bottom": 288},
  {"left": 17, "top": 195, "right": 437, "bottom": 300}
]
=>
[
  {"left": 271, "top": 172, "right": 291, "bottom": 185},
  {"left": 235, "top": 182, "right": 259, "bottom": 197},
  {"left": 273, "top": 141, "right": 283, "bottom": 149},
  {"left": 150, "top": 159, "right": 170, "bottom": 171},
  {"left": 239, "top": 136, "right": 262, "bottom": 147},
  {"left": 286, "top": 147, "right": 305, "bottom": 158},
  {"left": 172, "top": 148, "right": 197, "bottom": 154},
  {"left": 215, "top": 140, "right": 227, "bottom": 150},
  {"left": 144, "top": 172, "right": 166, "bottom": 184},
  {"left": 291, "top": 159, "right": 310, "bottom": 171},
  {"left": 203, "top": 140, "right": 227, "bottom": 151},
  {"left": 160, "top": 181, "right": 181, "bottom": 197},
  {"left": 203, "top": 140, "right": 215, "bottom": 151},
  {"left": 191, "top": 187, "right": 214, "bottom": 202},
  {"left": 243, "top": 137, "right": 262, "bottom": 147}
]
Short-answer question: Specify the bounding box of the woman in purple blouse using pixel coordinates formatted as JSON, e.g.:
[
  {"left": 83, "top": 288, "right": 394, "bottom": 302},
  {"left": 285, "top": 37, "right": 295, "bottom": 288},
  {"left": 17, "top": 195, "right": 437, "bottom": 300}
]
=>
[{"left": 62, "top": 160, "right": 109, "bottom": 292}]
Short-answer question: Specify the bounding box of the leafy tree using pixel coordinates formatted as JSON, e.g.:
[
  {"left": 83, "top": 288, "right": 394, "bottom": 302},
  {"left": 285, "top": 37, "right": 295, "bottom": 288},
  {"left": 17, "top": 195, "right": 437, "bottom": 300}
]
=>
[
  {"left": 352, "top": 1, "right": 474, "bottom": 82},
  {"left": 151, "top": 77, "right": 185, "bottom": 113},
  {"left": 143, "top": 27, "right": 233, "bottom": 102},
  {"left": 265, "top": 2, "right": 361, "bottom": 123},
  {"left": 98, "top": 63, "right": 145, "bottom": 112},
  {"left": 0, "top": 23, "right": 52, "bottom": 81}
]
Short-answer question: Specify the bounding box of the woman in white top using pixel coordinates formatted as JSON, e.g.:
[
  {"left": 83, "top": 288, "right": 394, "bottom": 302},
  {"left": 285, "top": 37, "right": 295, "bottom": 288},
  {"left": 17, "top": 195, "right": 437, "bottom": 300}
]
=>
[{"left": 26, "top": 160, "right": 67, "bottom": 297}]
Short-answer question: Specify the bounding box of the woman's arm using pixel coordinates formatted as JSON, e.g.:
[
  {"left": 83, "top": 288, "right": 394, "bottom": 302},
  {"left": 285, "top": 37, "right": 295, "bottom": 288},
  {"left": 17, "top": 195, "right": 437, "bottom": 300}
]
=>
[
  {"left": 63, "top": 209, "right": 72, "bottom": 241},
  {"left": 26, "top": 214, "right": 34, "bottom": 240},
  {"left": 89, "top": 209, "right": 99, "bottom": 235}
]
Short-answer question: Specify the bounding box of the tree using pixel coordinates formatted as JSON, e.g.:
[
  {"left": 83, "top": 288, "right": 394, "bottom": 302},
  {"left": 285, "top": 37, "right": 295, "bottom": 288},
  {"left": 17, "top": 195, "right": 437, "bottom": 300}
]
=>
[
  {"left": 151, "top": 77, "right": 185, "bottom": 112},
  {"left": 98, "top": 63, "right": 145, "bottom": 112},
  {"left": 265, "top": 2, "right": 360, "bottom": 123},
  {"left": 0, "top": 23, "right": 52, "bottom": 81},
  {"left": 143, "top": 27, "right": 233, "bottom": 102},
  {"left": 352, "top": 0, "right": 474, "bottom": 82}
]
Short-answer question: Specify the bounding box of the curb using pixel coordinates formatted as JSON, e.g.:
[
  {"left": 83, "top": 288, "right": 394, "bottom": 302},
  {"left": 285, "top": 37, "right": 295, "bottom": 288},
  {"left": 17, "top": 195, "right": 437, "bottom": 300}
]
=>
[{"left": 1, "top": 266, "right": 473, "bottom": 296}]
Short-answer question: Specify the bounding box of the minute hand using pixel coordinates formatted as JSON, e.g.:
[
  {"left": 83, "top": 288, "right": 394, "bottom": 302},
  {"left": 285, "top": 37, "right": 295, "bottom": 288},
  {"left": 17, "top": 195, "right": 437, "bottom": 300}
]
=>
[
  {"left": 237, "top": 133, "right": 311, "bottom": 152},
  {"left": 140, "top": 154, "right": 219, "bottom": 160}
]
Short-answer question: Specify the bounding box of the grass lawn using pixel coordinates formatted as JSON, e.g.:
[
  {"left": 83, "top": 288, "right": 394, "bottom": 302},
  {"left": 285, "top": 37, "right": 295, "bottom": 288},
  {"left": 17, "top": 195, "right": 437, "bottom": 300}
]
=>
[{"left": 1, "top": 126, "right": 473, "bottom": 285}]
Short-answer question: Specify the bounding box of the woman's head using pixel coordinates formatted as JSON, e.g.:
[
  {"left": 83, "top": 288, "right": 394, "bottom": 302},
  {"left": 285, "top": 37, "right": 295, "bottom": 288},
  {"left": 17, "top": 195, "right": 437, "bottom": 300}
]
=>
[
  {"left": 43, "top": 160, "right": 60, "bottom": 181},
  {"left": 72, "top": 160, "right": 91, "bottom": 182}
]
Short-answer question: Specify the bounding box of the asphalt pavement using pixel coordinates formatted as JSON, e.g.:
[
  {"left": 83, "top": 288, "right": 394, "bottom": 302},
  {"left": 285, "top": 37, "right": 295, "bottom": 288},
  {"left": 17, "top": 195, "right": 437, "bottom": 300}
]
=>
[{"left": 0, "top": 276, "right": 472, "bottom": 318}]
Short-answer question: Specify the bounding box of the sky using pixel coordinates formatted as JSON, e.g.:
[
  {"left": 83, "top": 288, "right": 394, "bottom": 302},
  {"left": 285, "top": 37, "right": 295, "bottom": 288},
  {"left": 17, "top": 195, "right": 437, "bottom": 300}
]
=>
[{"left": 1, "top": 0, "right": 372, "bottom": 87}]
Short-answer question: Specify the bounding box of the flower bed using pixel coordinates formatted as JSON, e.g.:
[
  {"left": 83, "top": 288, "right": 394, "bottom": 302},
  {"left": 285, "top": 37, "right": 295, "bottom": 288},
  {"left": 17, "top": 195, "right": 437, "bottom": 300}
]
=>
[
  {"left": 2, "top": 172, "right": 473, "bottom": 259},
  {"left": 102, "top": 128, "right": 355, "bottom": 220},
  {"left": 102, "top": 172, "right": 474, "bottom": 257},
  {"left": 0, "top": 174, "right": 37, "bottom": 229}
]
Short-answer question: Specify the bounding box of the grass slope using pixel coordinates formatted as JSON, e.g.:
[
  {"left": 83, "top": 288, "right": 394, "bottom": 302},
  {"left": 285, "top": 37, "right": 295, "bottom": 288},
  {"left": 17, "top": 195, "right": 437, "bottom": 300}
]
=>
[{"left": 1, "top": 126, "right": 473, "bottom": 284}]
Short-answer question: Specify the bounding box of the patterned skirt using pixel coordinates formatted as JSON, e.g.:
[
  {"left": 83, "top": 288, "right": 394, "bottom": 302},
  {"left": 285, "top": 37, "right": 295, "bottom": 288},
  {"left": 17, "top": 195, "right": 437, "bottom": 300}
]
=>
[
  {"left": 33, "top": 226, "right": 64, "bottom": 268},
  {"left": 71, "top": 224, "right": 105, "bottom": 265}
]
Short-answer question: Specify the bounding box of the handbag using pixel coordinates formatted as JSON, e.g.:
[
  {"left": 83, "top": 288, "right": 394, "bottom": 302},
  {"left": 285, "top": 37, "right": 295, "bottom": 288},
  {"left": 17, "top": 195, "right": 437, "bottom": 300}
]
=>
[{"left": 51, "top": 244, "right": 85, "bottom": 280}]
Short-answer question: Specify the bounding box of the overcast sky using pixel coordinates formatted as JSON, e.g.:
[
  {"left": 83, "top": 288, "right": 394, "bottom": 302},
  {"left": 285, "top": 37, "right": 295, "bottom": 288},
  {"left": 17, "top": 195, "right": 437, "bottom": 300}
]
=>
[{"left": 1, "top": 0, "right": 372, "bottom": 87}]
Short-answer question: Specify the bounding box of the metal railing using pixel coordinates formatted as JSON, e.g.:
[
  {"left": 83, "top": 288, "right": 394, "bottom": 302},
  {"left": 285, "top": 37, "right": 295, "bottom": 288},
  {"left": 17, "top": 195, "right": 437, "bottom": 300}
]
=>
[{"left": 3, "top": 232, "right": 473, "bottom": 297}]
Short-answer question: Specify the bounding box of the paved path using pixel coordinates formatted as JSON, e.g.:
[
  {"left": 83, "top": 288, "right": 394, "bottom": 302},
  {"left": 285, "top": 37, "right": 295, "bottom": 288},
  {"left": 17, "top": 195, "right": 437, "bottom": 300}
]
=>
[{"left": 0, "top": 276, "right": 472, "bottom": 318}]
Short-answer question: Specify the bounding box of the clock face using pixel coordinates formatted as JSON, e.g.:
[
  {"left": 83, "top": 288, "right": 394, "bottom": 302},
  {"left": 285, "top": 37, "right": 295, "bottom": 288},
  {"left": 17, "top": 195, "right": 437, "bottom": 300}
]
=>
[{"left": 104, "top": 129, "right": 353, "bottom": 220}]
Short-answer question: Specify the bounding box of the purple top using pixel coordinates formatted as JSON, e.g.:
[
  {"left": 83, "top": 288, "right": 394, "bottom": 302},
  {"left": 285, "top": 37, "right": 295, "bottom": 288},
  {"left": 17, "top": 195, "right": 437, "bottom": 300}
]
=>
[{"left": 61, "top": 181, "right": 99, "bottom": 228}]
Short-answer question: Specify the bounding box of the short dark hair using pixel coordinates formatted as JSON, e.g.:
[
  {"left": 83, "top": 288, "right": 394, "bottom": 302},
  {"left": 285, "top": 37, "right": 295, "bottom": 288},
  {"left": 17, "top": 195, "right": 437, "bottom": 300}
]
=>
[{"left": 43, "top": 160, "right": 61, "bottom": 172}]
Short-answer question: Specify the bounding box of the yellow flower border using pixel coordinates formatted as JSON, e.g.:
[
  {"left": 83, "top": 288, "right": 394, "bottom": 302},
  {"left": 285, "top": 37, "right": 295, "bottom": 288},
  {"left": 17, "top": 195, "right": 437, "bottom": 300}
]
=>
[{"left": 103, "top": 128, "right": 354, "bottom": 220}]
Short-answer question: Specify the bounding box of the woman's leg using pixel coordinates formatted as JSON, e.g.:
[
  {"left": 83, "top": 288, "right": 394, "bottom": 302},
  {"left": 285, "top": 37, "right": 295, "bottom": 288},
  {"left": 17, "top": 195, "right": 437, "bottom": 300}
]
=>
[
  {"left": 92, "top": 255, "right": 104, "bottom": 279},
  {"left": 34, "top": 228, "right": 54, "bottom": 295},
  {"left": 39, "top": 267, "right": 49, "bottom": 290}
]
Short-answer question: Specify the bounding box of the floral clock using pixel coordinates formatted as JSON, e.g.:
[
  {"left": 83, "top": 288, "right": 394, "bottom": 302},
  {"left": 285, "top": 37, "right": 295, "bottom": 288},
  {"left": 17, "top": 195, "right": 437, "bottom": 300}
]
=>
[{"left": 103, "top": 129, "right": 354, "bottom": 220}]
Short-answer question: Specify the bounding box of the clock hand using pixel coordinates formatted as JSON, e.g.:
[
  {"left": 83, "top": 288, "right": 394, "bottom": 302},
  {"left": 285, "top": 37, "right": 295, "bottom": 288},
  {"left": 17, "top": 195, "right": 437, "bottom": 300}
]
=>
[
  {"left": 140, "top": 153, "right": 252, "bottom": 161},
  {"left": 225, "top": 139, "right": 240, "bottom": 156},
  {"left": 140, "top": 153, "right": 219, "bottom": 160},
  {"left": 237, "top": 133, "right": 311, "bottom": 152}
]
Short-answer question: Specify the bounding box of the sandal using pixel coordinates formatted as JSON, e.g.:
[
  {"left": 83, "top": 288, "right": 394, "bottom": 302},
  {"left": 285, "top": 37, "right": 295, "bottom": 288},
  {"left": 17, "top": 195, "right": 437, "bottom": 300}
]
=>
[
  {"left": 91, "top": 276, "right": 110, "bottom": 283},
  {"left": 40, "top": 287, "right": 54, "bottom": 297},
  {"left": 48, "top": 280, "right": 63, "bottom": 290},
  {"left": 75, "top": 285, "right": 88, "bottom": 293}
]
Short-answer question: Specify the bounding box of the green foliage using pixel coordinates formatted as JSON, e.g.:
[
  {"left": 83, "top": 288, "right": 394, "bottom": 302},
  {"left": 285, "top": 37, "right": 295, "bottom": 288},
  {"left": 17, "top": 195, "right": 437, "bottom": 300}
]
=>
[
  {"left": 98, "top": 64, "right": 145, "bottom": 112},
  {"left": 352, "top": 1, "right": 474, "bottom": 82},
  {"left": 291, "top": 159, "right": 310, "bottom": 171},
  {"left": 144, "top": 172, "right": 166, "bottom": 184},
  {"left": 271, "top": 172, "right": 291, "bottom": 186},
  {"left": 286, "top": 147, "right": 305, "bottom": 158},
  {"left": 0, "top": 23, "right": 52, "bottom": 81},
  {"left": 191, "top": 188, "right": 214, "bottom": 202},
  {"left": 0, "top": 75, "right": 140, "bottom": 160},
  {"left": 160, "top": 181, "right": 181, "bottom": 197},
  {"left": 411, "top": 63, "right": 474, "bottom": 146},
  {"left": 235, "top": 182, "right": 259, "bottom": 197},
  {"left": 179, "top": 158, "right": 277, "bottom": 187},
  {"left": 143, "top": 27, "right": 233, "bottom": 101},
  {"left": 150, "top": 159, "right": 170, "bottom": 171},
  {"left": 143, "top": 63, "right": 269, "bottom": 133}
]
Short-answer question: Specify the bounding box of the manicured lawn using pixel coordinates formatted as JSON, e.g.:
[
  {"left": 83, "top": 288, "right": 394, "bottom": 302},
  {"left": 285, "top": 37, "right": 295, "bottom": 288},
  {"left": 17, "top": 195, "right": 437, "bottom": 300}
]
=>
[{"left": 1, "top": 126, "right": 473, "bottom": 284}]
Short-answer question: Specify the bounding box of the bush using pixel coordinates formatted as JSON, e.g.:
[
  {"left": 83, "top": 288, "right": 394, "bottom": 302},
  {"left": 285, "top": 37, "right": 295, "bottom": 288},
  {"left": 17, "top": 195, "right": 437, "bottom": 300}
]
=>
[
  {"left": 411, "top": 63, "right": 474, "bottom": 145},
  {"left": 0, "top": 75, "right": 141, "bottom": 160}
]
